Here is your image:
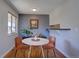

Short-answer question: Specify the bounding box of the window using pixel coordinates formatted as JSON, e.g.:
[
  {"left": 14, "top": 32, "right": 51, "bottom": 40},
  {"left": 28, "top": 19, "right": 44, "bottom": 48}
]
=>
[{"left": 8, "top": 12, "right": 16, "bottom": 34}]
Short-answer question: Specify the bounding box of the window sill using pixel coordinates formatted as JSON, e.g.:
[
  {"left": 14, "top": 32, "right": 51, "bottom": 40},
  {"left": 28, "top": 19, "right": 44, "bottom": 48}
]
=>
[{"left": 8, "top": 32, "right": 18, "bottom": 37}]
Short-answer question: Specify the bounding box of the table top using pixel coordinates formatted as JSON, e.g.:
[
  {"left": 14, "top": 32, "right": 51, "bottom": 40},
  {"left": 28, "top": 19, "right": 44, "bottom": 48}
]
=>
[{"left": 22, "top": 37, "right": 49, "bottom": 46}]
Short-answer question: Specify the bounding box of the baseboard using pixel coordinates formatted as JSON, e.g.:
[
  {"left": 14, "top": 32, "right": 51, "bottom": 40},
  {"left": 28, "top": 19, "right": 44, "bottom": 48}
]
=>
[
  {"left": 1, "top": 46, "right": 14, "bottom": 58},
  {"left": 56, "top": 47, "right": 69, "bottom": 58}
]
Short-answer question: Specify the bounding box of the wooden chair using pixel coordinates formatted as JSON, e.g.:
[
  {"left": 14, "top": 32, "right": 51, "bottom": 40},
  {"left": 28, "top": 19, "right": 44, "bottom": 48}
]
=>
[
  {"left": 15, "top": 36, "right": 29, "bottom": 57},
  {"left": 43, "top": 36, "right": 56, "bottom": 57}
]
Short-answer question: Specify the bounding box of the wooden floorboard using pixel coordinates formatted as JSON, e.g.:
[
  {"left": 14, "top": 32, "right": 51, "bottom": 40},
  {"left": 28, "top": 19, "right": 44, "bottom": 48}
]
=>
[{"left": 4, "top": 46, "right": 66, "bottom": 58}]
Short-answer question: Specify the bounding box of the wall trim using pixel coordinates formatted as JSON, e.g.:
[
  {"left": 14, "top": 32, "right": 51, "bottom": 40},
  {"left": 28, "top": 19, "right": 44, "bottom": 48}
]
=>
[
  {"left": 4, "top": 0, "right": 19, "bottom": 13},
  {"left": 1, "top": 46, "right": 14, "bottom": 58},
  {"left": 56, "top": 47, "right": 69, "bottom": 58}
]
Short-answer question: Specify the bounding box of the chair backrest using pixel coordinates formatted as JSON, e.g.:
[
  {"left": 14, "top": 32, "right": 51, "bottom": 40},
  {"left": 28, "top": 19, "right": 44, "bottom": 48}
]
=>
[
  {"left": 15, "top": 36, "right": 22, "bottom": 47},
  {"left": 48, "top": 36, "right": 56, "bottom": 47}
]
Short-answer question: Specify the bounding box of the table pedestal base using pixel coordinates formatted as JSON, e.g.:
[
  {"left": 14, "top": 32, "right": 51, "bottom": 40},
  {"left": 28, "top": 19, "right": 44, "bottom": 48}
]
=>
[{"left": 28, "top": 46, "right": 45, "bottom": 58}]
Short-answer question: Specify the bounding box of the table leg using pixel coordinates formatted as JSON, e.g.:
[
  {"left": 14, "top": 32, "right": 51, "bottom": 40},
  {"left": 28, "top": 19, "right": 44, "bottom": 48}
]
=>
[
  {"left": 41, "top": 46, "right": 45, "bottom": 58},
  {"left": 28, "top": 45, "right": 31, "bottom": 58}
]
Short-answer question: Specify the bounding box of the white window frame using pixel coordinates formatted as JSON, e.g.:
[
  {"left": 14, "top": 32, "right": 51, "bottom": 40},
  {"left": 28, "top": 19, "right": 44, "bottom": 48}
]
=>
[{"left": 8, "top": 12, "right": 16, "bottom": 35}]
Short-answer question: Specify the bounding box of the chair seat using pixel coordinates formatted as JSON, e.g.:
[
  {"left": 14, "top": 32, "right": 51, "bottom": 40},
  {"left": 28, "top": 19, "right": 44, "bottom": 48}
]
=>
[
  {"left": 16, "top": 44, "right": 28, "bottom": 50},
  {"left": 15, "top": 36, "right": 29, "bottom": 50},
  {"left": 43, "top": 43, "right": 54, "bottom": 49}
]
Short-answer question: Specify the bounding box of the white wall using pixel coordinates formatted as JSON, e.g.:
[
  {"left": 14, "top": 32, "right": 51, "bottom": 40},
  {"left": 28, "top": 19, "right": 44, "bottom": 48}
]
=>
[
  {"left": 50, "top": 0, "right": 79, "bottom": 58},
  {"left": 0, "top": 0, "right": 18, "bottom": 57}
]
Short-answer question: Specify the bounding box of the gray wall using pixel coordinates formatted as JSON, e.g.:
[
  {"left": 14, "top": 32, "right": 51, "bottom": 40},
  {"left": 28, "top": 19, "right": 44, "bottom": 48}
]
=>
[
  {"left": 0, "top": 0, "right": 18, "bottom": 57},
  {"left": 19, "top": 14, "right": 49, "bottom": 37},
  {"left": 50, "top": 0, "right": 79, "bottom": 58}
]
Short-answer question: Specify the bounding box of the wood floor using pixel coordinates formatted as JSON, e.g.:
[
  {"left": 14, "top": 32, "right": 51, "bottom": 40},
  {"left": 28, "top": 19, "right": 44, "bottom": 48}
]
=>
[{"left": 4, "top": 46, "right": 66, "bottom": 58}]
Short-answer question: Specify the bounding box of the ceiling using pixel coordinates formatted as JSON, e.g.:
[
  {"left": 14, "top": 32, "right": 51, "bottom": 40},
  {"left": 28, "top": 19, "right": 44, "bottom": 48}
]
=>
[{"left": 7, "top": 0, "right": 66, "bottom": 14}]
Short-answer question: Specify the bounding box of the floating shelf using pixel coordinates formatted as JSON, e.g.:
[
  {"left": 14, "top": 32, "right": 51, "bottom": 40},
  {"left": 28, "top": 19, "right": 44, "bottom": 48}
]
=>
[
  {"left": 49, "top": 24, "right": 71, "bottom": 30},
  {"left": 49, "top": 28, "right": 71, "bottom": 30}
]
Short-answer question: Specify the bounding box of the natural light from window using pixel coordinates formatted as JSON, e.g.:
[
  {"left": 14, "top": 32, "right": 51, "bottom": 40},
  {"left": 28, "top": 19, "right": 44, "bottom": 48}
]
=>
[{"left": 8, "top": 12, "right": 16, "bottom": 34}]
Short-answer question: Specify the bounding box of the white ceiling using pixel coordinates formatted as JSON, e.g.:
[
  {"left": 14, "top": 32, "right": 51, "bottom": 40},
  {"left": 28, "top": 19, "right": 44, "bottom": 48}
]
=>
[{"left": 8, "top": 0, "right": 66, "bottom": 14}]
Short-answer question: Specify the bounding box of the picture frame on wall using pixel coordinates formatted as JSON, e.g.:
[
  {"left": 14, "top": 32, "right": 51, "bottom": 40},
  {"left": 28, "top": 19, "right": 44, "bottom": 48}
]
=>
[{"left": 30, "top": 19, "right": 39, "bottom": 29}]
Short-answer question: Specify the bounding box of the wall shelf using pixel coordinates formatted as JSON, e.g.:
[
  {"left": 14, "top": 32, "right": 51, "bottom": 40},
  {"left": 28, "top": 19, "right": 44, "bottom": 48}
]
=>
[
  {"left": 49, "top": 28, "right": 71, "bottom": 30},
  {"left": 49, "top": 24, "right": 71, "bottom": 30}
]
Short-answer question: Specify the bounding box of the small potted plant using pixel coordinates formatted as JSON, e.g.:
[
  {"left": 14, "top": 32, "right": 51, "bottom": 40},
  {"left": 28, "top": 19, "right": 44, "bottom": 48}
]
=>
[{"left": 20, "top": 29, "right": 33, "bottom": 38}]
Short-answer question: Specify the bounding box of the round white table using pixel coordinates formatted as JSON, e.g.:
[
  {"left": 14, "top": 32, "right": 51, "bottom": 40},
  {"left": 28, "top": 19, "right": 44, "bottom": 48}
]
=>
[{"left": 22, "top": 37, "right": 49, "bottom": 58}]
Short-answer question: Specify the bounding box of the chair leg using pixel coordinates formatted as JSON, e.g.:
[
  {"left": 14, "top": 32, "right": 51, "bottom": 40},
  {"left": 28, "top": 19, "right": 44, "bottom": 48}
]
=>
[
  {"left": 23, "top": 49, "right": 25, "bottom": 58},
  {"left": 47, "top": 49, "right": 48, "bottom": 58},
  {"left": 15, "top": 49, "right": 17, "bottom": 58},
  {"left": 53, "top": 48, "right": 56, "bottom": 58},
  {"left": 47, "top": 48, "right": 49, "bottom": 58}
]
